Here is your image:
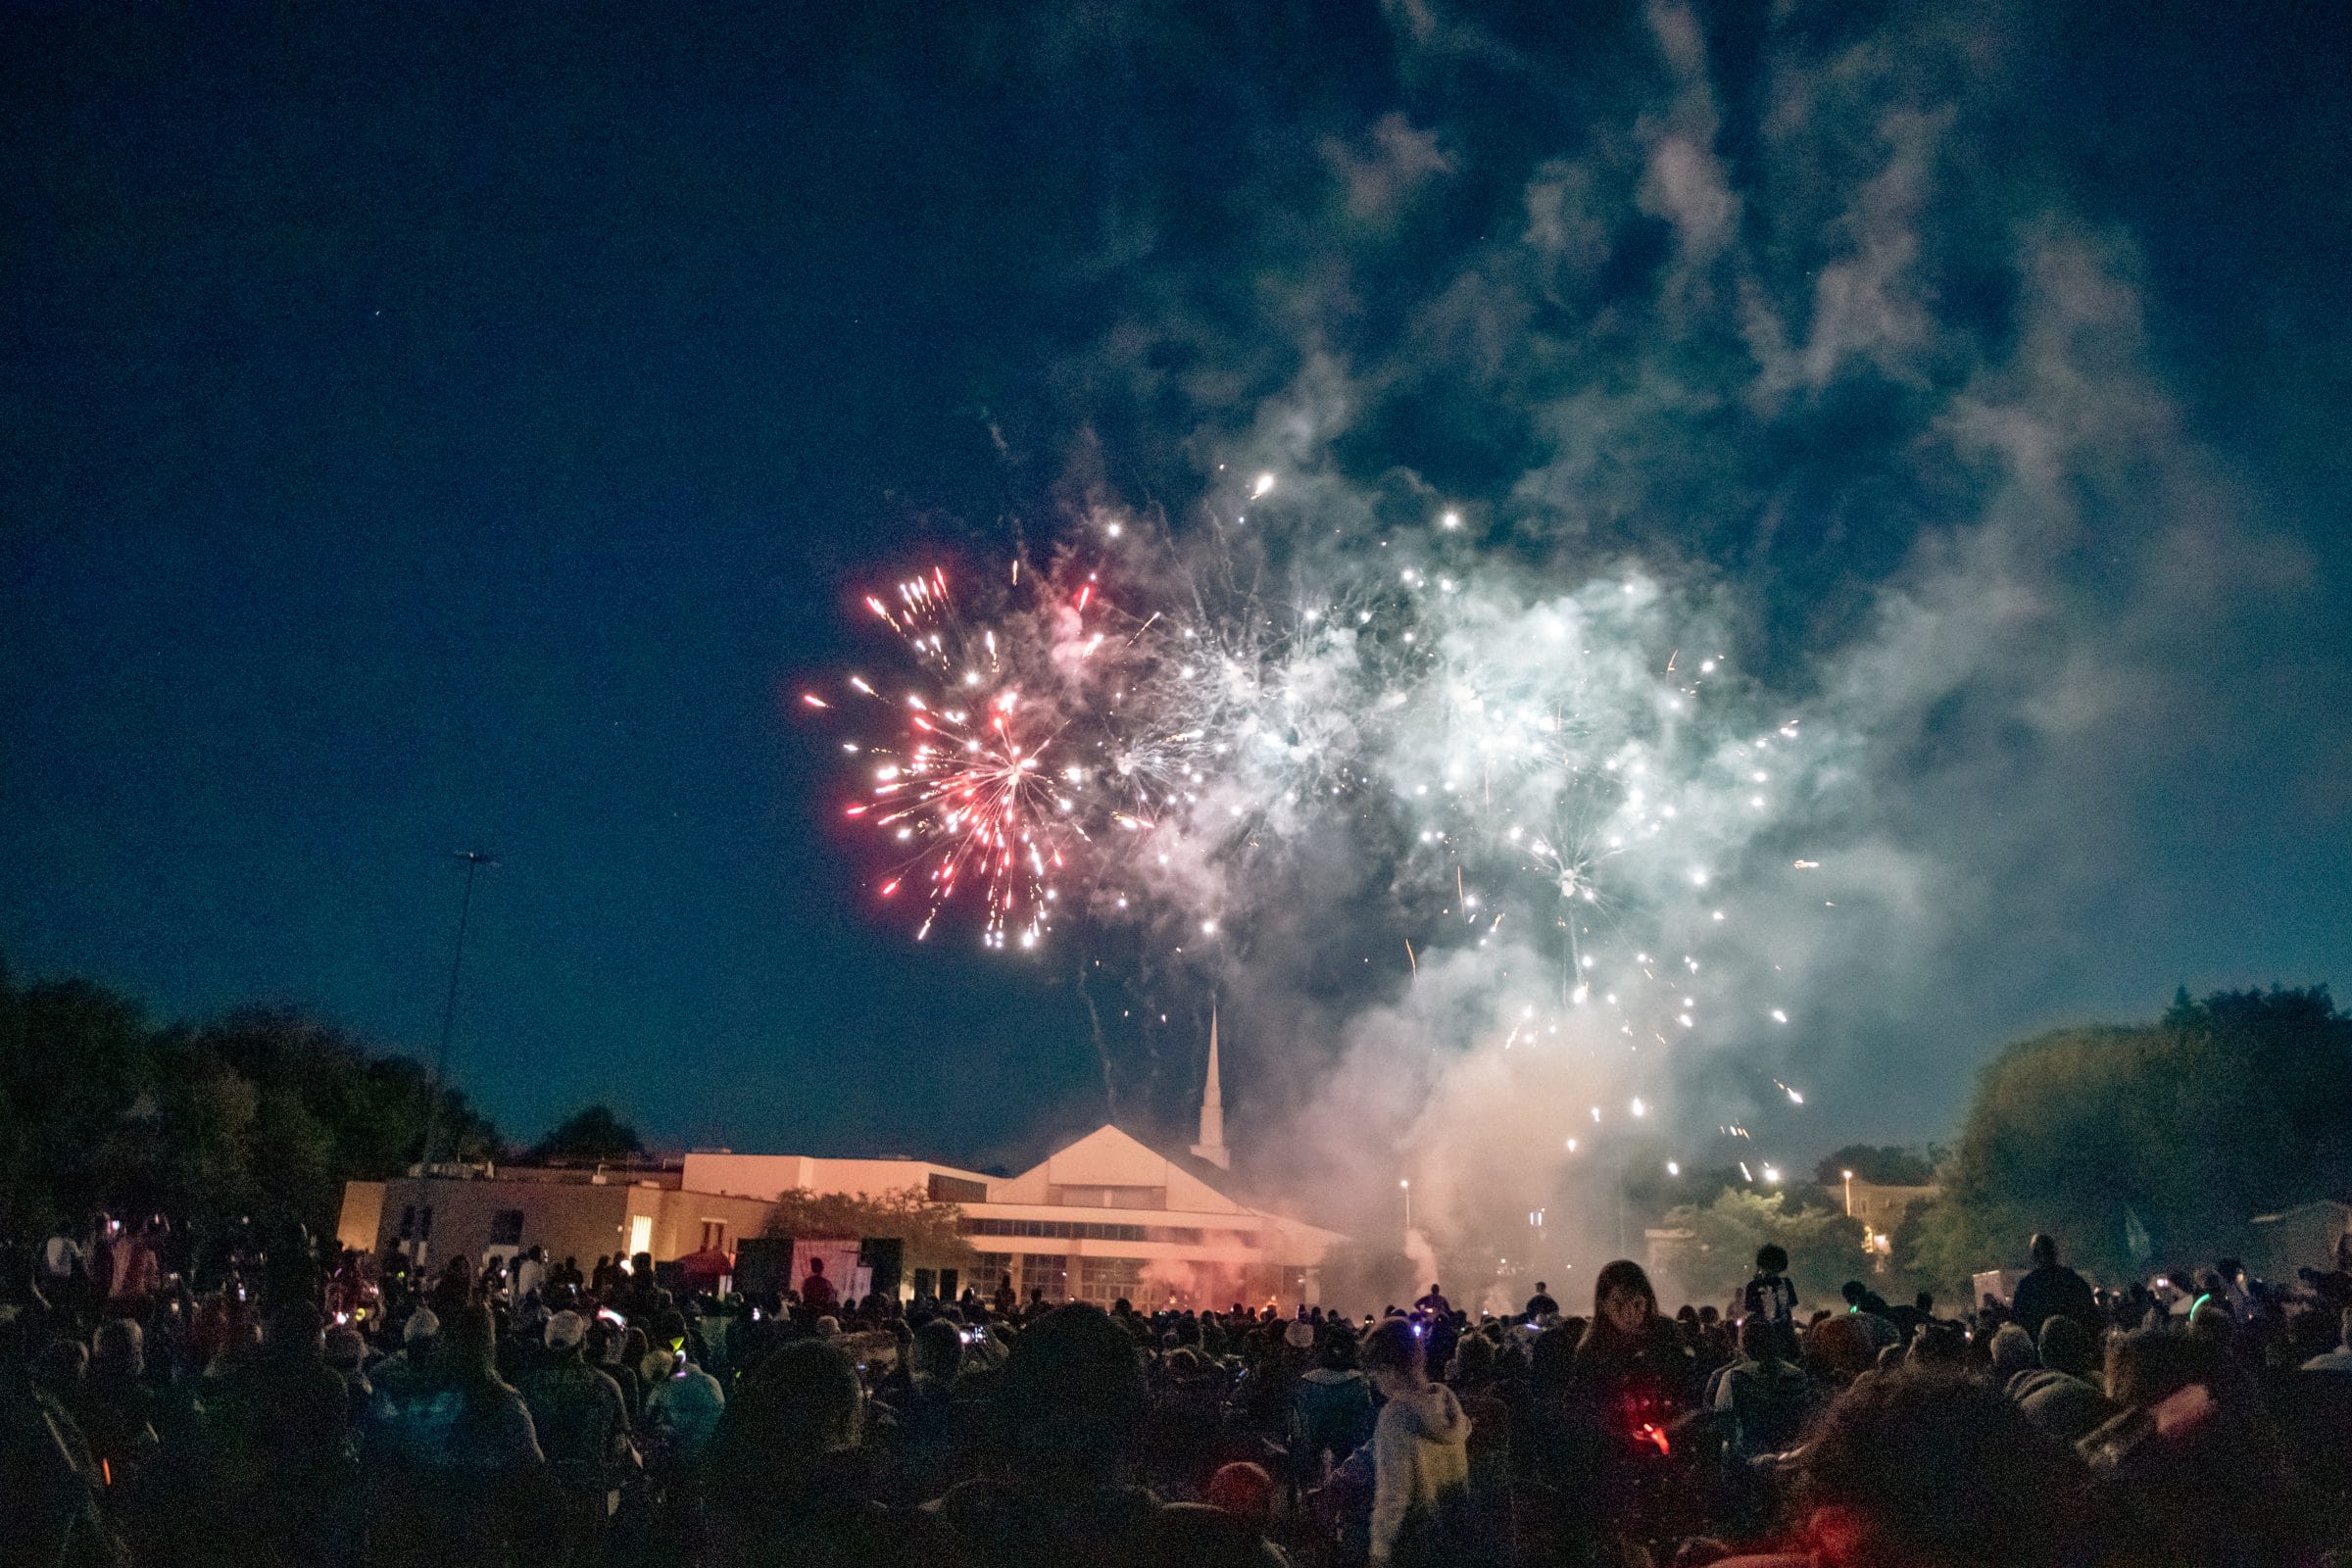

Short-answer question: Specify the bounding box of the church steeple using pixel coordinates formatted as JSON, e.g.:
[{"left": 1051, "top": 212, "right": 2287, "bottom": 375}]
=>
[{"left": 1190, "top": 1003, "right": 1230, "bottom": 1170}]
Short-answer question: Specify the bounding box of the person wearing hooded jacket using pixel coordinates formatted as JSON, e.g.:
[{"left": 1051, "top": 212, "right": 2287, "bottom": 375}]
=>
[{"left": 1359, "top": 1315, "right": 1477, "bottom": 1568}]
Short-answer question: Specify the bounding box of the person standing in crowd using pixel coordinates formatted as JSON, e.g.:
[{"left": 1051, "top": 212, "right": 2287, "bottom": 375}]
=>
[
  {"left": 1740, "top": 1244, "right": 1799, "bottom": 1346},
  {"left": 200, "top": 1296, "right": 358, "bottom": 1566},
  {"left": 517, "top": 1309, "right": 630, "bottom": 1568},
  {"left": 1294, "top": 1322, "right": 1375, "bottom": 1484},
  {"left": 1713, "top": 1315, "right": 1811, "bottom": 1459},
  {"left": 1790, "top": 1365, "right": 2107, "bottom": 1568},
  {"left": 0, "top": 1303, "right": 118, "bottom": 1568},
  {"left": 510, "top": 1245, "right": 547, "bottom": 1308},
  {"left": 700, "top": 1338, "right": 906, "bottom": 1567},
  {"left": 1574, "top": 1260, "right": 1693, "bottom": 1396},
  {"left": 370, "top": 1305, "right": 438, "bottom": 1403},
  {"left": 1359, "top": 1314, "right": 1477, "bottom": 1568},
  {"left": 1523, "top": 1281, "right": 1559, "bottom": 1319},
  {"left": 644, "top": 1339, "right": 725, "bottom": 1465},
  {"left": 322, "top": 1319, "right": 374, "bottom": 1426},
  {"left": 364, "top": 1302, "right": 545, "bottom": 1568},
  {"left": 873, "top": 1315, "right": 964, "bottom": 1505},
  {"left": 799, "top": 1255, "right": 839, "bottom": 1314},
  {"left": 2011, "top": 1233, "right": 2100, "bottom": 1340}
]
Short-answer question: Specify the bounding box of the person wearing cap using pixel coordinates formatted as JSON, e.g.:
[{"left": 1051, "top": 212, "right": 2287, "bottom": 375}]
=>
[
  {"left": 643, "top": 1338, "right": 726, "bottom": 1466},
  {"left": 370, "top": 1305, "right": 440, "bottom": 1404},
  {"left": 323, "top": 1319, "right": 374, "bottom": 1423},
  {"left": 519, "top": 1309, "right": 630, "bottom": 1566},
  {"left": 364, "top": 1302, "right": 545, "bottom": 1564}
]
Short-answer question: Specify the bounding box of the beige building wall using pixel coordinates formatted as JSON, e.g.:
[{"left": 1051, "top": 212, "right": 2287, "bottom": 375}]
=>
[
  {"left": 956, "top": 1127, "right": 1346, "bottom": 1308},
  {"left": 371, "top": 1173, "right": 668, "bottom": 1270},
  {"left": 650, "top": 1188, "right": 782, "bottom": 1259},
  {"left": 337, "top": 1181, "right": 386, "bottom": 1253},
  {"left": 348, "top": 1117, "right": 1348, "bottom": 1308}
]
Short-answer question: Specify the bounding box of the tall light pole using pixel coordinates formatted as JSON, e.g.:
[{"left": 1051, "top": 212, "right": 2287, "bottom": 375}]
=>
[
  {"left": 1399, "top": 1178, "right": 1412, "bottom": 1235},
  {"left": 1842, "top": 1169, "right": 1855, "bottom": 1218},
  {"left": 419, "top": 850, "right": 496, "bottom": 1171}
]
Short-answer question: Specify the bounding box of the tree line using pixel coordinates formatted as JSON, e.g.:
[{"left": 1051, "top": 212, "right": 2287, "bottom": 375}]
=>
[
  {"left": 0, "top": 957, "right": 662, "bottom": 1241},
  {"left": 5, "top": 956, "right": 2344, "bottom": 1298}
]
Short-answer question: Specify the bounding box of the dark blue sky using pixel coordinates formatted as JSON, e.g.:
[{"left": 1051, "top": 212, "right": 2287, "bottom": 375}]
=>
[{"left": 6, "top": 1, "right": 2348, "bottom": 1174}]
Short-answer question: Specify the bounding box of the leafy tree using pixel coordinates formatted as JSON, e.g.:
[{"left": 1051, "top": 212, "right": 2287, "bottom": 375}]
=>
[
  {"left": 0, "top": 968, "right": 500, "bottom": 1237},
  {"left": 761, "top": 1186, "right": 974, "bottom": 1274},
  {"left": 1812, "top": 1145, "right": 1937, "bottom": 1188},
  {"left": 1657, "top": 1186, "right": 1866, "bottom": 1310},
  {"left": 527, "top": 1104, "right": 646, "bottom": 1166},
  {"left": 1915, "top": 987, "right": 2352, "bottom": 1293}
]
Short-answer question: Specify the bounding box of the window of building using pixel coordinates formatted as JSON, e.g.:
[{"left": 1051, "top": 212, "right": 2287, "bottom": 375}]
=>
[
  {"left": 968, "top": 1252, "right": 1012, "bottom": 1294},
  {"left": 699, "top": 1220, "right": 728, "bottom": 1251},
  {"left": 1046, "top": 1185, "right": 1166, "bottom": 1209},
  {"left": 1019, "top": 1254, "right": 1068, "bottom": 1303},
  {"left": 1077, "top": 1256, "right": 1145, "bottom": 1304},
  {"left": 397, "top": 1205, "right": 417, "bottom": 1241},
  {"left": 489, "top": 1209, "right": 525, "bottom": 1247},
  {"left": 927, "top": 1173, "right": 989, "bottom": 1203},
  {"left": 958, "top": 1218, "right": 1172, "bottom": 1244}
]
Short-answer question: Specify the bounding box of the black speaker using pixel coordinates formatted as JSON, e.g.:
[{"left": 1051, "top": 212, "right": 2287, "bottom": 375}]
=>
[
  {"left": 937, "top": 1266, "right": 957, "bottom": 1302},
  {"left": 858, "top": 1237, "right": 904, "bottom": 1301},
  {"left": 732, "top": 1237, "right": 795, "bottom": 1298}
]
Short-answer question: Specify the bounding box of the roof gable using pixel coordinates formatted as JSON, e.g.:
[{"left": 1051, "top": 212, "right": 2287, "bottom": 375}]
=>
[{"left": 1017, "top": 1124, "right": 1250, "bottom": 1215}]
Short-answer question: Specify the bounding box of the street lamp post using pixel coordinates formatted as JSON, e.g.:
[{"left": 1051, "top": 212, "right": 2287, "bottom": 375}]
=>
[
  {"left": 419, "top": 850, "right": 496, "bottom": 1172},
  {"left": 1399, "top": 1178, "right": 1412, "bottom": 1234},
  {"left": 1842, "top": 1169, "right": 1855, "bottom": 1218}
]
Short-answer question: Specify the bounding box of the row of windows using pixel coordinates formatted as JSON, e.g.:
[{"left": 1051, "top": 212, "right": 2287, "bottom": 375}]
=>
[
  {"left": 927, "top": 1173, "right": 990, "bottom": 1204},
  {"left": 957, "top": 1217, "right": 1259, "bottom": 1247},
  {"left": 1045, "top": 1185, "right": 1167, "bottom": 1209},
  {"left": 1076, "top": 1255, "right": 1145, "bottom": 1304}
]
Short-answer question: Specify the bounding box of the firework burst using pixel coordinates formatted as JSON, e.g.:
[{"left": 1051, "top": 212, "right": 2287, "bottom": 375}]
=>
[{"left": 801, "top": 499, "right": 1826, "bottom": 1093}]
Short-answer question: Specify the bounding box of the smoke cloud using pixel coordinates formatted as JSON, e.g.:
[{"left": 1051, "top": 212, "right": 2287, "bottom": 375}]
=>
[{"left": 937, "top": 0, "right": 2344, "bottom": 1303}]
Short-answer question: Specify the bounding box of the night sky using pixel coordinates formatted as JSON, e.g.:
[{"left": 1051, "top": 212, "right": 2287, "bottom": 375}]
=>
[{"left": 6, "top": 2, "right": 2349, "bottom": 1186}]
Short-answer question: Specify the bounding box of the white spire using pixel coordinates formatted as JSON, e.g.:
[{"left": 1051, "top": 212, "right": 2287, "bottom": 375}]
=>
[{"left": 1190, "top": 1002, "right": 1230, "bottom": 1170}]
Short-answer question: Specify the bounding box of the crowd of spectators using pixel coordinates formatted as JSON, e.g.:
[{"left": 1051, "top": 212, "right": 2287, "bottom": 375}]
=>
[{"left": 7, "top": 1213, "right": 2352, "bottom": 1567}]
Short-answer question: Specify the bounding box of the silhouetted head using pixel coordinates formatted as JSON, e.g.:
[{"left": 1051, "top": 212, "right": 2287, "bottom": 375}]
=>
[
  {"left": 1361, "top": 1316, "right": 1425, "bottom": 1381},
  {"left": 1801, "top": 1366, "right": 2088, "bottom": 1568},
  {"left": 992, "top": 1302, "right": 1146, "bottom": 1478},
  {"left": 2029, "top": 1234, "right": 2059, "bottom": 1268},
  {"left": 2037, "top": 1315, "right": 2095, "bottom": 1379}
]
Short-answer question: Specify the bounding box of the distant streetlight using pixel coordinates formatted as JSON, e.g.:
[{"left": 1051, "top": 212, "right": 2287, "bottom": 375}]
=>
[
  {"left": 1399, "top": 1178, "right": 1412, "bottom": 1233},
  {"left": 419, "top": 850, "right": 497, "bottom": 1170},
  {"left": 1841, "top": 1168, "right": 1855, "bottom": 1217}
]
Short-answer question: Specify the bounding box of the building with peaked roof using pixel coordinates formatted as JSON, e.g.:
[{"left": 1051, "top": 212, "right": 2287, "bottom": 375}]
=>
[
  {"left": 343, "top": 1020, "right": 1347, "bottom": 1308},
  {"left": 678, "top": 1022, "right": 1348, "bottom": 1308},
  {"left": 954, "top": 1122, "right": 1346, "bottom": 1309}
]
